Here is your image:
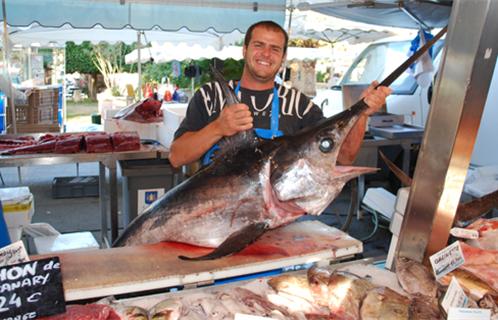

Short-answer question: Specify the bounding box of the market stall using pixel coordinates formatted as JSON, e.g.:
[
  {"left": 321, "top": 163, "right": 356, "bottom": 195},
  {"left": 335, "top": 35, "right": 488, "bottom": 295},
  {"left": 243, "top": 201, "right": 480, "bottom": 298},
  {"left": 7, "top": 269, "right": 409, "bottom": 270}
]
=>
[{"left": 2, "top": 0, "right": 498, "bottom": 319}]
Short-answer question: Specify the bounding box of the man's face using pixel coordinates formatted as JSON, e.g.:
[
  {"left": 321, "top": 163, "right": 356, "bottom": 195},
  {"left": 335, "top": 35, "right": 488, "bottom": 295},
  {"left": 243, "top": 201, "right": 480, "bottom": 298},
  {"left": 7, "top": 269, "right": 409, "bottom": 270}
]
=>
[{"left": 243, "top": 25, "right": 286, "bottom": 84}]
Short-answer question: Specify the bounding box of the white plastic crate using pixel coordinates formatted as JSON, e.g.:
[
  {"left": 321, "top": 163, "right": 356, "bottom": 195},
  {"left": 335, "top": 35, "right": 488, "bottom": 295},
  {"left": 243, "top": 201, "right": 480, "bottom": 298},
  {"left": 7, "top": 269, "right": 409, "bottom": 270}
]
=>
[{"left": 34, "top": 231, "right": 99, "bottom": 254}]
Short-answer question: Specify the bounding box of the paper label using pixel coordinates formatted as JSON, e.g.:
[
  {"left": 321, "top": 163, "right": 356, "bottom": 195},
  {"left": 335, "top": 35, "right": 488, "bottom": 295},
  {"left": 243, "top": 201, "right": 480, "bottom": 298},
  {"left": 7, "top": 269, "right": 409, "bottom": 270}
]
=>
[
  {"left": 429, "top": 241, "right": 465, "bottom": 279},
  {"left": 234, "top": 315, "right": 274, "bottom": 320},
  {"left": 450, "top": 227, "right": 479, "bottom": 240},
  {"left": 447, "top": 307, "right": 491, "bottom": 320},
  {"left": 442, "top": 276, "right": 468, "bottom": 313},
  {"left": 0, "top": 241, "right": 29, "bottom": 267},
  {"left": 137, "top": 188, "right": 165, "bottom": 214}
]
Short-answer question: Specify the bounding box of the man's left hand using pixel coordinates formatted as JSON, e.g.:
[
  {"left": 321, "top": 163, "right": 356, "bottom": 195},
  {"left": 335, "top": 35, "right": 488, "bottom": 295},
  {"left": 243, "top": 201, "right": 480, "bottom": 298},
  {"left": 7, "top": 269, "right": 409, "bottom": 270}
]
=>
[{"left": 361, "top": 81, "right": 392, "bottom": 116}]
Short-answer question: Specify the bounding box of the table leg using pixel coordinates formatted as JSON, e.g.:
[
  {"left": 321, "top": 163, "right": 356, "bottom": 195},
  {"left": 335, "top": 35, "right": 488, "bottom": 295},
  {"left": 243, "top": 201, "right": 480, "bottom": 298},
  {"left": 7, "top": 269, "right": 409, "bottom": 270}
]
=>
[
  {"left": 357, "top": 175, "right": 365, "bottom": 220},
  {"left": 401, "top": 142, "right": 411, "bottom": 174},
  {"left": 99, "top": 162, "right": 108, "bottom": 247},
  {"left": 108, "top": 164, "right": 119, "bottom": 243},
  {"left": 17, "top": 167, "right": 22, "bottom": 183}
]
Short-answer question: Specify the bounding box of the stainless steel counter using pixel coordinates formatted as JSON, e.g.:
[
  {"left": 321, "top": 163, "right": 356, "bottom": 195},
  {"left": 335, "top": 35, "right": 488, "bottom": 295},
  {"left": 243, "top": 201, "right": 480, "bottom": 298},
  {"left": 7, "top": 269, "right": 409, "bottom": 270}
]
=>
[{"left": 0, "top": 144, "right": 169, "bottom": 246}]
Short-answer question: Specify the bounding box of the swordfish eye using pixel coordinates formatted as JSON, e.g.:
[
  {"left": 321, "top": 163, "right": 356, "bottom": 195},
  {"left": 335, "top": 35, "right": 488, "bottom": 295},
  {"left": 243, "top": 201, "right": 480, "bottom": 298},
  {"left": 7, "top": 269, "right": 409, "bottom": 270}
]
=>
[{"left": 319, "top": 138, "right": 334, "bottom": 153}]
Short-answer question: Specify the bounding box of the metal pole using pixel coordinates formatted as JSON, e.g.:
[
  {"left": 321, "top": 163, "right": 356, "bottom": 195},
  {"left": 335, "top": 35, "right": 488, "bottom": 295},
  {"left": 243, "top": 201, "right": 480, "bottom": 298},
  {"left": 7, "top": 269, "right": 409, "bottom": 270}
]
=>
[
  {"left": 395, "top": 0, "right": 498, "bottom": 263},
  {"left": 137, "top": 31, "right": 142, "bottom": 100},
  {"left": 281, "top": 3, "right": 293, "bottom": 84},
  {"left": 2, "top": 0, "right": 16, "bottom": 133}
]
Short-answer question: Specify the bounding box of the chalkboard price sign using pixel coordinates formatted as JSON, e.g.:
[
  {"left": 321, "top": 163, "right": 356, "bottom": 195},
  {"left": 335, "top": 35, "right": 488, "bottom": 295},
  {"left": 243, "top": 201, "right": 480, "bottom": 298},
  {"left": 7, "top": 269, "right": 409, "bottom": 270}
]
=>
[{"left": 0, "top": 257, "right": 65, "bottom": 319}]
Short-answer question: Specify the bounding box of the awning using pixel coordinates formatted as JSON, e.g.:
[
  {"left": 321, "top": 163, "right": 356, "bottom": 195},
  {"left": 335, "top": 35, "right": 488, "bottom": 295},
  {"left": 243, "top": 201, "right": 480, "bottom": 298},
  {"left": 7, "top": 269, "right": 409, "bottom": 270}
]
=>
[
  {"left": 295, "top": 0, "right": 452, "bottom": 30},
  {"left": 125, "top": 44, "right": 334, "bottom": 64},
  {"left": 288, "top": 10, "right": 406, "bottom": 44},
  {"left": 1, "top": 0, "right": 286, "bottom": 33},
  {"left": 4, "top": 24, "right": 244, "bottom": 48}
]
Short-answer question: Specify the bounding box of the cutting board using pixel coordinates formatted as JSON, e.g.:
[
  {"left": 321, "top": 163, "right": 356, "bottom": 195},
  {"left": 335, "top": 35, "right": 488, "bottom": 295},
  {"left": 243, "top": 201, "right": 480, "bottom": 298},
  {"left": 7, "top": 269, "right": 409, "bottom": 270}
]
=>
[{"left": 36, "top": 220, "right": 362, "bottom": 301}]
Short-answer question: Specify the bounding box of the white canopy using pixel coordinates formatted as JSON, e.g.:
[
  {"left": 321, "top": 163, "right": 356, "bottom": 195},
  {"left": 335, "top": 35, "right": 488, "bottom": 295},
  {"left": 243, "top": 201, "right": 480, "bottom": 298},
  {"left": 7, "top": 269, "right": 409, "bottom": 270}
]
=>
[
  {"left": 125, "top": 44, "right": 333, "bottom": 64},
  {"left": 1, "top": 0, "right": 285, "bottom": 33},
  {"left": 123, "top": 9, "right": 404, "bottom": 64},
  {"left": 288, "top": 10, "right": 406, "bottom": 44},
  {"left": 4, "top": 24, "right": 244, "bottom": 48},
  {"left": 295, "top": 0, "right": 451, "bottom": 30}
]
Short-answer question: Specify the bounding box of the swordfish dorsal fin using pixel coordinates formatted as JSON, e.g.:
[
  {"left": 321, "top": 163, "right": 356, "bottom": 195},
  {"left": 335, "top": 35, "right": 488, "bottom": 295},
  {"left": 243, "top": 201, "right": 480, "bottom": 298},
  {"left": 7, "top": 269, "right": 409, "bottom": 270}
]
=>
[
  {"left": 178, "top": 222, "right": 269, "bottom": 261},
  {"left": 209, "top": 65, "right": 259, "bottom": 162}
]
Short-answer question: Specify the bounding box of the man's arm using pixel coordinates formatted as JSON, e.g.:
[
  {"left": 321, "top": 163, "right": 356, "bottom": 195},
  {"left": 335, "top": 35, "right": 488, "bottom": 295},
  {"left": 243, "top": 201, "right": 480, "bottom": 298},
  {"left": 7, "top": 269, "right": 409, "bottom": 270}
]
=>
[
  {"left": 169, "top": 103, "right": 253, "bottom": 168},
  {"left": 337, "top": 81, "right": 392, "bottom": 165}
]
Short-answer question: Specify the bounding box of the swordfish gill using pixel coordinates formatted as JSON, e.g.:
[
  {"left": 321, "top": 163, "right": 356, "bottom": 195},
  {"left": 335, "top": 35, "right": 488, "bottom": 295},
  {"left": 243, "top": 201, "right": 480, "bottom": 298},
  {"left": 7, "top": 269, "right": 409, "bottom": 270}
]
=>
[{"left": 113, "top": 27, "right": 447, "bottom": 260}]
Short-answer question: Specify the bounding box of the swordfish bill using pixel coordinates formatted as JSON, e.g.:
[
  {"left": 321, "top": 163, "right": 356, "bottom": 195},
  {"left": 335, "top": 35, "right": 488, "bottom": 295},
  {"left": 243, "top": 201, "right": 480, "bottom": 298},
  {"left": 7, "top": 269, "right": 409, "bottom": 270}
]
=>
[{"left": 112, "top": 26, "right": 447, "bottom": 260}]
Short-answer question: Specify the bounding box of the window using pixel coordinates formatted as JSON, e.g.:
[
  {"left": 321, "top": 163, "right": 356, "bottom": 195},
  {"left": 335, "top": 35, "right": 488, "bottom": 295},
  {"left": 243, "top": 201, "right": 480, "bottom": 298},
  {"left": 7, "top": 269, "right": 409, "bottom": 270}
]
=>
[{"left": 341, "top": 40, "right": 444, "bottom": 95}]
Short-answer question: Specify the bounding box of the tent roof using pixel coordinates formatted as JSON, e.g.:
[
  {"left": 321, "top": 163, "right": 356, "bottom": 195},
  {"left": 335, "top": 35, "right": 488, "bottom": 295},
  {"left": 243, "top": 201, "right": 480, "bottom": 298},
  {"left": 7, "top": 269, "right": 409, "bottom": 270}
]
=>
[
  {"left": 1, "top": 0, "right": 285, "bottom": 33},
  {"left": 288, "top": 10, "right": 409, "bottom": 44},
  {"left": 5, "top": 24, "right": 244, "bottom": 48},
  {"left": 296, "top": 0, "right": 452, "bottom": 30},
  {"left": 125, "top": 44, "right": 334, "bottom": 64}
]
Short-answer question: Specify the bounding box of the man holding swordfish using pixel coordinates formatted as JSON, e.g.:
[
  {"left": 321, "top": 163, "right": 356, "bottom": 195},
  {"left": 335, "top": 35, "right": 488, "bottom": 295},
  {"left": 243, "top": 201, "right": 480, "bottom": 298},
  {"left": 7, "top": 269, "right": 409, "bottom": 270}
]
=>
[{"left": 169, "top": 20, "right": 392, "bottom": 168}]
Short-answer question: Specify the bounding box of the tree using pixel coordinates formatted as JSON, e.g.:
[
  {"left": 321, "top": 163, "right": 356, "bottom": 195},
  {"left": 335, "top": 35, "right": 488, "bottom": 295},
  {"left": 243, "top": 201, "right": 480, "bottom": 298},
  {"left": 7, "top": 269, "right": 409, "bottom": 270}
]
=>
[
  {"left": 65, "top": 41, "right": 134, "bottom": 99},
  {"left": 66, "top": 41, "right": 98, "bottom": 74},
  {"left": 141, "top": 58, "right": 244, "bottom": 91},
  {"left": 66, "top": 41, "right": 99, "bottom": 99}
]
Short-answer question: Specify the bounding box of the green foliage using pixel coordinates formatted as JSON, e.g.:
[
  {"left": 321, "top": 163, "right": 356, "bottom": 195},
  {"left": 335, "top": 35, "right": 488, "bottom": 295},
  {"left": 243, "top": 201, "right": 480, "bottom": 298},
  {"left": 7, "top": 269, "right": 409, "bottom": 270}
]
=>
[
  {"left": 316, "top": 70, "right": 327, "bottom": 83},
  {"left": 140, "top": 58, "right": 244, "bottom": 89},
  {"left": 221, "top": 59, "right": 244, "bottom": 80},
  {"left": 66, "top": 41, "right": 98, "bottom": 74},
  {"left": 92, "top": 42, "right": 135, "bottom": 73},
  {"left": 66, "top": 41, "right": 135, "bottom": 75}
]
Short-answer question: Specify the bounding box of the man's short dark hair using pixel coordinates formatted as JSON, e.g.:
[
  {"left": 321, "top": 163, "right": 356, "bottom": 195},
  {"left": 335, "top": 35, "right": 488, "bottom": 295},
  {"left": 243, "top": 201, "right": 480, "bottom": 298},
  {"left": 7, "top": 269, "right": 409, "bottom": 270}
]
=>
[{"left": 244, "top": 20, "right": 289, "bottom": 54}]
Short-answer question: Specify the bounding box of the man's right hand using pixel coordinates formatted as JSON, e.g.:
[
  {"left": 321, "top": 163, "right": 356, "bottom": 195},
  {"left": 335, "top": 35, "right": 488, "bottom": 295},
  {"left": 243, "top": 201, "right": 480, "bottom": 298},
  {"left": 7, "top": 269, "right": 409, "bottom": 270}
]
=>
[
  {"left": 169, "top": 103, "right": 253, "bottom": 168},
  {"left": 214, "top": 103, "right": 253, "bottom": 137}
]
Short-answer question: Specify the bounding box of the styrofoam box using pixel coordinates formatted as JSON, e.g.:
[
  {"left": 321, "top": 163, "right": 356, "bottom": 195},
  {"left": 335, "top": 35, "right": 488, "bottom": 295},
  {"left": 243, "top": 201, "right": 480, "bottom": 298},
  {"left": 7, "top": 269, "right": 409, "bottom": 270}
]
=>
[
  {"left": 385, "top": 234, "right": 399, "bottom": 270},
  {"left": 104, "top": 118, "right": 162, "bottom": 141},
  {"left": 389, "top": 211, "right": 404, "bottom": 236},
  {"left": 159, "top": 103, "right": 187, "bottom": 148},
  {"left": 395, "top": 187, "right": 411, "bottom": 214},
  {"left": 362, "top": 187, "right": 396, "bottom": 220},
  {"left": 34, "top": 231, "right": 99, "bottom": 254},
  {"left": 0, "top": 187, "right": 34, "bottom": 228}
]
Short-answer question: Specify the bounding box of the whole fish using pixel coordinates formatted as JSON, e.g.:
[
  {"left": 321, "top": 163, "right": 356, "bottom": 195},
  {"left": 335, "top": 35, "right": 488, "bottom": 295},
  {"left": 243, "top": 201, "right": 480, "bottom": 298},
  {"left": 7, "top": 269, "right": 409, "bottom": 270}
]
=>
[
  {"left": 113, "top": 70, "right": 375, "bottom": 260},
  {"left": 267, "top": 274, "right": 315, "bottom": 303},
  {"left": 113, "top": 28, "right": 446, "bottom": 261},
  {"left": 326, "top": 273, "right": 375, "bottom": 319},
  {"left": 360, "top": 287, "right": 410, "bottom": 320},
  {"left": 395, "top": 256, "right": 438, "bottom": 298}
]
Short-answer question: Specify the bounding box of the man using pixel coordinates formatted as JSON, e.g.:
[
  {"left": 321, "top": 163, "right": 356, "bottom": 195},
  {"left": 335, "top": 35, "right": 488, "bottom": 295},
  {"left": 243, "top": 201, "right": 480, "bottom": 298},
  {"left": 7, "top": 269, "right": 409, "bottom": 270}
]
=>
[{"left": 169, "top": 21, "right": 391, "bottom": 168}]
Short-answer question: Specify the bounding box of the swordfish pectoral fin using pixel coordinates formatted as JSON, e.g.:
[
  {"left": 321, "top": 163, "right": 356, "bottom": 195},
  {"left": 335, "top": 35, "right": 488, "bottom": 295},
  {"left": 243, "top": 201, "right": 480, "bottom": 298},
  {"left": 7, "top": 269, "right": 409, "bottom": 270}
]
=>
[{"left": 178, "top": 222, "right": 270, "bottom": 261}]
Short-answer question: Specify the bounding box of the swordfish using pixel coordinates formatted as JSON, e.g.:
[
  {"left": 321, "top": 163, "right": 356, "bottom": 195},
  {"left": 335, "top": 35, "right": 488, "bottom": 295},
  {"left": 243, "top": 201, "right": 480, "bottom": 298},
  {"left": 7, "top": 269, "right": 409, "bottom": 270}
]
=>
[{"left": 113, "top": 27, "right": 447, "bottom": 260}]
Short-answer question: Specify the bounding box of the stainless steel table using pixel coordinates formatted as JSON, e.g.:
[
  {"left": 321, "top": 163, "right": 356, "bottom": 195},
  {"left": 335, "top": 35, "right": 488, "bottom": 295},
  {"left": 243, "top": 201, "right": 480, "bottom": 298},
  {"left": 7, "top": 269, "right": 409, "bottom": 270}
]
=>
[{"left": 0, "top": 145, "right": 169, "bottom": 246}]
